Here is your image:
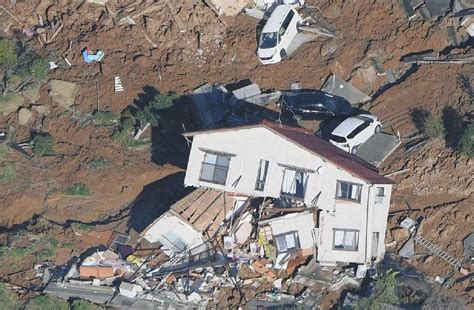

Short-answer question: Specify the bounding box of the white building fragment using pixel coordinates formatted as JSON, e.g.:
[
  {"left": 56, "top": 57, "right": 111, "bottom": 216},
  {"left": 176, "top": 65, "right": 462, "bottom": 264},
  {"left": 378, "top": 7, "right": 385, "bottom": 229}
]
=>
[{"left": 182, "top": 120, "right": 393, "bottom": 266}]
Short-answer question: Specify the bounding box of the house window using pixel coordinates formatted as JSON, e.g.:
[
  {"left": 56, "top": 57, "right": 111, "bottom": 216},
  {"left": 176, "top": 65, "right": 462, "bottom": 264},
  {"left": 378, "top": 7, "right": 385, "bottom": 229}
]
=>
[
  {"left": 199, "top": 152, "right": 231, "bottom": 185},
  {"left": 255, "top": 160, "right": 269, "bottom": 191},
  {"left": 281, "top": 168, "right": 308, "bottom": 199},
  {"left": 333, "top": 229, "right": 359, "bottom": 251},
  {"left": 336, "top": 181, "right": 362, "bottom": 202},
  {"left": 375, "top": 187, "right": 385, "bottom": 204},
  {"left": 274, "top": 231, "right": 300, "bottom": 253}
]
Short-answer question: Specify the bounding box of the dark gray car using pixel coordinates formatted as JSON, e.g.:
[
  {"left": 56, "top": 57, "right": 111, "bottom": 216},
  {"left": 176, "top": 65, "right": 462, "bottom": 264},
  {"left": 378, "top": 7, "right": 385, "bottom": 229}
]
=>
[{"left": 281, "top": 91, "right": 352, "bottom": 120}]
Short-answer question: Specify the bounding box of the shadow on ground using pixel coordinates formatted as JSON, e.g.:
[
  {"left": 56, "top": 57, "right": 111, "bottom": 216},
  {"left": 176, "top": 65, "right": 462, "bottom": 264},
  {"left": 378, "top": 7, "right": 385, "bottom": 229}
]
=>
[{"left": 126, "top": 172, "right": 193, "bottom": 234}]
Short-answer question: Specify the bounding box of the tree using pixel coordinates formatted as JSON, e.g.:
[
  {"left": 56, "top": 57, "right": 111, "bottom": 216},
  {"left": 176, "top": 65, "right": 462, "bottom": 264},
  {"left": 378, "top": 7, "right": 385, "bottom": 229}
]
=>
[
  {"left": 133, "top": 92, "right": 179, "bottom": 140},
  {"left": 457, "top": 123, "right": 473, "bottom": 158},
  {"left": 356, "top": 269, "right": 400, "bottom": 310},
  {"left": 424, "top": 115, "right": 446, "bottom": 139},
  {"left": 0, "top": 39, "right": 18, "bottom": 97},
  {"left": 32, "top": 133, "right": 54, "bottom": 156}
]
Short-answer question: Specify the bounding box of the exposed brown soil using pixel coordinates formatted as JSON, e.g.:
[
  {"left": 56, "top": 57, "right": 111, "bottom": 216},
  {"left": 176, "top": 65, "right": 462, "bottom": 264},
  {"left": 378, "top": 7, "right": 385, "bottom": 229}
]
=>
[{"left": 0, "top": 0, "right": 472, "bottom": 308}]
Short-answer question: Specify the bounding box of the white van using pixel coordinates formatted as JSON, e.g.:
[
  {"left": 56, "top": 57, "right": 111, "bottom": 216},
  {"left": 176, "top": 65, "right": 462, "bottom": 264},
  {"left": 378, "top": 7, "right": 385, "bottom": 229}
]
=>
[{"left": 257, "top": 5, "right": 302, "bottom": 65}]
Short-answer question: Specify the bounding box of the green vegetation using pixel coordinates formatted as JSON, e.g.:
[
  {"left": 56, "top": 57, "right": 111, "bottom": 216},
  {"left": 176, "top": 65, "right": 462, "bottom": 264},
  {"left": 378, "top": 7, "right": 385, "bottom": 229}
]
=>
[
  {"left": 0, "top": 282, "right": 21, "bottom": 310},
  {"left": 32, "top": 133, "right": 54, "bottom": 156},
  {"left": 71, "top": 299, "right": 104, "bottom": 310},
  {"left": 71, "top": 222, "right": 93, "bottom": 232},
  {"left": 62, "top": 242, "right": 74, "bottom": 248},
  {"left": 29, "top": 58, "right": 49, "bottom": 80},
  {"left": 457, "top": 123, "right": 473, "bottom": 158},
  {"left": 26, "top": 295, "right": 69, "bottom": 310},
  {"left": 0, "top": 234, "right": 58, "bottom": 263},
  {"left": 124, "top": 138, "right": 151, "bottom": 148},
  {"left": 0, "top": 39, "right": 17, "bottom": 69},
  {"left": 0, "top": 145, "right": 7, "bottom": 160},
  {"left": 87, "top": 158, "right": 108, "bottom": 170},
  {"left": 113, "top": 92, "right": 179, "bottom": 145},
  {"left": 423, "top": 115, "right": 446, "bottom": 139},
  {"left": 0, "top": 163, "right": 16, "bottom": 182},
  {"left": 93, "top": 111, "right": 118, "bottom": 126},
  {"left": 356, "top": 269, "right": 400, "bottom": 310},
  {"left": 63, "top": 183, "right": 90, "bottom": 196}
]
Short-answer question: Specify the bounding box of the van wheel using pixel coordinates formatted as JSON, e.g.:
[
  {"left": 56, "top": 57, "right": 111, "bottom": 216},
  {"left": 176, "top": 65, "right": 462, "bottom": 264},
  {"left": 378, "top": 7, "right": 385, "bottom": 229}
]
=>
[
  {"left": 280, "top": 49, "right": 287, "bottom": 60},
  {"left": 375, "top": 125, "right": 381, "bottom": 134},
  {"left": 351, "top": 146, "right": 358, "bottom": 154}
]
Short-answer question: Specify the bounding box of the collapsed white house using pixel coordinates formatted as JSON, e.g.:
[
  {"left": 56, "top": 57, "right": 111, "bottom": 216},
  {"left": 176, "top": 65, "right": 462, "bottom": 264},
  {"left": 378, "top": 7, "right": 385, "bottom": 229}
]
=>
[{"left": 181, "top": 120, "right": 393, "bottom": 267}]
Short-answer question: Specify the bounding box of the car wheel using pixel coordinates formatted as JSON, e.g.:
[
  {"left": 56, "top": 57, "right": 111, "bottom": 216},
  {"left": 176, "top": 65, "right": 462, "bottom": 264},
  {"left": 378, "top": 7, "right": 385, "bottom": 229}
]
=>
[
  {"left": 375, "top": 125, "right": 381, "bottom": 134},
  {"left": 351, "top": 146, "right": 358, "bottom": 154},
  {"left": 280, "top": 49, "right": 287, "bottom": 60}
]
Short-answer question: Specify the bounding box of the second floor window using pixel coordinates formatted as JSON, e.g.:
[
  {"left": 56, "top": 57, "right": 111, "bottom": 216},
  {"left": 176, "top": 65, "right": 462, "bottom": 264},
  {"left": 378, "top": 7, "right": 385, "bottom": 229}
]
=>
[
  {"left": 375, "top": 187, "right": 385, "bottom": 204},
  {"left": 255, "top": 159, "right": 269, "bottom": 191},
  {"left": 199, "top": 152, "right": 230, "bottom": 185},
  {"left": 275, "top": 231, "right": 300, "bottom": 254},
  {"left": 281, "top": 168, "right": 308, "bottom": 200},
  {"left": 336, "top": 181, "right": 362, "bottom": 202}
]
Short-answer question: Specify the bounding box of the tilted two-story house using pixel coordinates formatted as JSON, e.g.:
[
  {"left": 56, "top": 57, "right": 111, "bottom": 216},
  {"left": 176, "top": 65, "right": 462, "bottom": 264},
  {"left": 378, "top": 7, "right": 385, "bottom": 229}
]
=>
[{"left": 183, "top": 120, "right": 393, "bottom": 266}]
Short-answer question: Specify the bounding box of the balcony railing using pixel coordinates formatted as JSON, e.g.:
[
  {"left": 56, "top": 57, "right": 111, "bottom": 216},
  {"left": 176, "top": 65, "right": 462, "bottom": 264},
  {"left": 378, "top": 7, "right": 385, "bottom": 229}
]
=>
[{"left": 199, "top": 162, "right": 229, "bottom": 185}]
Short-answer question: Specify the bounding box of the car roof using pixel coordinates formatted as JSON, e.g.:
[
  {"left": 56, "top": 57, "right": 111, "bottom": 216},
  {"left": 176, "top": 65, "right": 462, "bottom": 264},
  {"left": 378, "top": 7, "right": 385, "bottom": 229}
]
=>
[
  {"left": 262, "top": 5, "right": 292, "bottom": 33},
  {"left": 332, "top": 117, "right": 367, "bottom": 137}
]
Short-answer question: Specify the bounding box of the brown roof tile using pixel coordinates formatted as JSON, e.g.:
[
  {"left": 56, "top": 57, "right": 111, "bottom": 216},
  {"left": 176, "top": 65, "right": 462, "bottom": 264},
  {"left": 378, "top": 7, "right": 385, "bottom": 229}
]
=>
[{"left": 184, "top": 120, "right": 393, "bottom": 184}]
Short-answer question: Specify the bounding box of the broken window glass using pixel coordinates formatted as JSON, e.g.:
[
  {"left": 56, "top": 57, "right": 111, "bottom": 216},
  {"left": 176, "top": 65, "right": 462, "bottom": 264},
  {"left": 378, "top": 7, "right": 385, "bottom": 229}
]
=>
[
  {"left": 336, "top": 181, "right": 362, "bottom": 202},
  {"left": 255, "top": 159, "right": 269, "bottom": 191},
  {"left": 281, "top": 168, "right": 307, "bottom": 199}
]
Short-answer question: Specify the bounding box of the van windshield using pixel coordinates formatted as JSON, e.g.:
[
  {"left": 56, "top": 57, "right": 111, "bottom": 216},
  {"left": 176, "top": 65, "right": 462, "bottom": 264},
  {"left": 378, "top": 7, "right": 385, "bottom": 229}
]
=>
[
  {"left": 330, "top": 134, "right": 346, "bottom": 143},
  {"left": 260, "top": 32, "right": 278, "bottom": 49}
]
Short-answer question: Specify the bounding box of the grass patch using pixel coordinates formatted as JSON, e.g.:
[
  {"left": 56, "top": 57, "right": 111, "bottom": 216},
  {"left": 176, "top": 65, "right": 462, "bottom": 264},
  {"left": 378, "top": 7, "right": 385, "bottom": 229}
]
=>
[
  {"left": 93, "top": 111, "right": 118, "bottom": 126},
  {"left": 0, "top": 282, "right": 21, "bottom": 310},
  {"left": 424, "top": 115, "right": 446, "bottom": 139},
  {"left": 0, "top": 163, "right": 16, "bottom": 182},
  {"left": 87, "top": 158, "right": 108, "bottom": 171},
  {"left": 457, "top": 122, "right": 473, "bottom": 158},
  {"left": 32, "top": 133, "right": 54, "bottom": 156},
  {"left": 0, "top": 234, "right": 58, "bottom": 262},
  {"left": 26, "top": 295, "right": 69, "bottom": 310},
  {"left": 0, "top": 144, "right": 7, "bottom": 161},
  {"left": 63, "top": 183, "right": 90, "bottom": 196},
  {"left": 62, "top": 243, "right": 74, "bottom": 249},
  {"left": 124, "top": 138, "right": 151, "bottom": 148},
  {"left": 71, "top": 299, "right": 105, "bottom": 310},
  {"left": 71, "top": 222, "right": 93, "bottom": 232}
]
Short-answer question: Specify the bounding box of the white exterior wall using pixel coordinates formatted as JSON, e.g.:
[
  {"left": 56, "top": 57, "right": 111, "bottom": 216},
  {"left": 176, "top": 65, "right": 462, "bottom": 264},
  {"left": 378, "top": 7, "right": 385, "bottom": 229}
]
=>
[
  {"left": 142, "top": 212, "right": 205, "bottom": 252},
  {"left": 317, "top": 184, "right": 392, "bottom": 264},
  {"left": 263, "top": 211, "right": 316, "bottom": 250},
  {"left": 184, "top": 127, "right": 392, "bottom": 265}
]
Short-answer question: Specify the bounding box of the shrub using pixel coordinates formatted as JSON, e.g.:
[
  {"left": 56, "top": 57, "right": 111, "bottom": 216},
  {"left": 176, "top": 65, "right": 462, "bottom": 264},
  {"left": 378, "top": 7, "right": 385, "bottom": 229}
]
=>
[
  {"left": 0, "top": 282, "right": 21, "bottom": 310},
  {"left": 0, "top": 163, "right": 16, "bottom": 181},
  {"left": 71, "top": 299, "right": 104, "bottom": 310},
  {"left": 0, "top": 145, "right": 7, "bottom": 161},
  {"left": 87, "top": 158, "right": 108, "bottom": 170},
  {"left": 0, "top": 39, "right": 17, "bottom": 69},
  {"left": 423, "top": 115, "right": 446, "bottom": 139},
  {"left": 457, "top": 123, "right": 473, "bottom": 158},
  {"left": 29, "top": 58, "right": 49, "bottom": 80},
  {"left": 32, "top": 133, "right": 54, "bottom": 156},
  {"left": 93, "top": 111, "right": 118, "bottom": 126},
  {"left": 63, "top": 183, "right": 90, "bottom": 196},
  {"left": 25, "top": 295, "right": 69, "bottom": 310},
  {"left": 356, "top": 269, "right": 400, "bottom": 310}
]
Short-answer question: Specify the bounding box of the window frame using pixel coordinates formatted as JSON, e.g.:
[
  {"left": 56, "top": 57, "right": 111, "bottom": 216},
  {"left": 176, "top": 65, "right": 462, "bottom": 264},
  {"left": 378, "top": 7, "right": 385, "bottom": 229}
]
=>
[
  {"left": 375, "top": 187, "right": 385, "bottom": 204},
  {"left": 255, "top": 159, "right": 270, "bottom": 191},
  {"left": 279, "top": 9, "right": 295, "bottom": 38},
  {"left": 335, "top": 180, "right": 363, "bottom": 203},
  {"left": 332, "top": 229, "right": 359, "bottom": 251},
  {"left": 198, "top": 150, "right": 232, "bottom": 185},
  {"left": 280, "top": 167, "right": 309, "bottom": 200},
  {"left": 274, "top": 231, "right": 300, "bottom": 254}
]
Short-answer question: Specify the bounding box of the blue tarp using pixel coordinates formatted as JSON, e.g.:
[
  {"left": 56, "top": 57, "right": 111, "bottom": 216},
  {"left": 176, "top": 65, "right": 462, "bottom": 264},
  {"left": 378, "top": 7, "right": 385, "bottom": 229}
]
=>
[{"left": 82, "top": 50, "right": 105, "bottom": 63}]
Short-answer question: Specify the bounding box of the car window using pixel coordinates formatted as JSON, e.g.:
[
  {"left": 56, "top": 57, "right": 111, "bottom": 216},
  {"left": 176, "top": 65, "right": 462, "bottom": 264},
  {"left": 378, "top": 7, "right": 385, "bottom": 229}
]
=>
[
  {"left": 347, "top": 122, "right": 370, "bottom": 139},
  {"left": 331, "top": 134, "right": 346, "bottom": 143},
  {"left": 299, "top": 105, "right": 326, "bottom": 112},
  {"left": 279, "top": 10, "right": 294, "bottom": 37},
  {"left": 260, "top": 32, "right": 278, "bottom": 49}
]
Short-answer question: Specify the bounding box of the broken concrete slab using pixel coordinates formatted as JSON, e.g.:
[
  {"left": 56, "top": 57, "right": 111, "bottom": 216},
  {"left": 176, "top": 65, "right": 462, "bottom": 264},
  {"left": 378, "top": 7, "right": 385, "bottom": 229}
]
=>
[
  {"left": 119, "top": 282, "right": 142, "bottom": 299},
  {"left": 425, "top": 0, "right": 451, "bottom": 17},
  {"left": 0, "top": 93, "right": 24, "bottom": 116},
  {"left": 463, "top": 233, "right": 474, "bottom": 262},
  {"left": 399, "top": 236, "right": 416, "bottom": 258},
  {"left": 22, "top": 85, "right": 41, "bottom": 103},
  {"left": 321, "top": 74, "right": 371, "bottom": 104},
  {"left": 356, "top": 132, "right": 401, "bottom": 167},
  {"left": 49, "top": 80, "right": 79, "bottom": 109},
  {"left": 18, "top": 108, "right": 33, "bottom": 125}
]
